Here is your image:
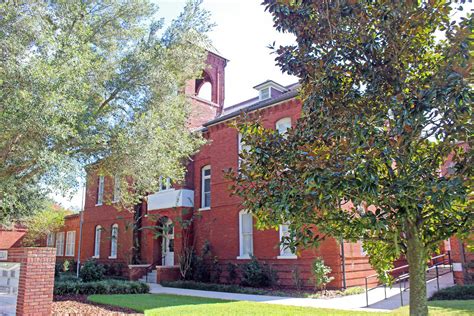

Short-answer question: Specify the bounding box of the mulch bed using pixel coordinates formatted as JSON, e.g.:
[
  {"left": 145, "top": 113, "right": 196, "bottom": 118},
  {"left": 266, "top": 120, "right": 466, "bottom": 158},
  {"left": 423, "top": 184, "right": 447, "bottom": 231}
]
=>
[{"left": 53, "top": 295, "right": 142, "bottom": 316}]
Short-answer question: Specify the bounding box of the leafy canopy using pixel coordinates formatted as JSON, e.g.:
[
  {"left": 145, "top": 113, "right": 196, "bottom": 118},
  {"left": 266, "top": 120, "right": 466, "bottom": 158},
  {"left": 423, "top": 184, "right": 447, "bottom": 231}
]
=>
[
  {"left": 0, "top": 0, "right": 213, "bottom": 223},
  {"left": 21, "top": 201, "right": 72, "bottom": 247},
  {"left": 232, "top": 0, "right": 472, "bottom": 279}
]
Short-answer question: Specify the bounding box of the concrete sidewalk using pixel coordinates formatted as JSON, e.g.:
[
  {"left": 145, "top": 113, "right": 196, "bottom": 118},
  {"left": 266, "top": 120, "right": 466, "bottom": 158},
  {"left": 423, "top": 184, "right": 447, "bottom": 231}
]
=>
[{"left": 148, "top": 273, "right": 454, "bottom": 313}]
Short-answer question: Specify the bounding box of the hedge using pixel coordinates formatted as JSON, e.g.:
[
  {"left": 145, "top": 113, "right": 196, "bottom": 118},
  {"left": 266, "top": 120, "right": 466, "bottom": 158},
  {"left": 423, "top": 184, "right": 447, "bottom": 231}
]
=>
[
  {"left": 161, "top": 280, "right": 273, "bottom": 296},
  {"left": 54, "top": 279, "right": 149, "bottom": 296},
  {"left": 429, "top": 285, "right": 474, "bottom": 301}
]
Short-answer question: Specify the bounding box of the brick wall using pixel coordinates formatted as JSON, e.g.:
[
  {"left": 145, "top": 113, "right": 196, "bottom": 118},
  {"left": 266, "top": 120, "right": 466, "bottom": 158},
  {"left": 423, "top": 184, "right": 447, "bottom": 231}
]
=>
[
  {"left": 8, "top": 247, "right": 56, "bottom": 316},
  {"left": 450, "top": 236, "right": 474, "bottom": 285}
]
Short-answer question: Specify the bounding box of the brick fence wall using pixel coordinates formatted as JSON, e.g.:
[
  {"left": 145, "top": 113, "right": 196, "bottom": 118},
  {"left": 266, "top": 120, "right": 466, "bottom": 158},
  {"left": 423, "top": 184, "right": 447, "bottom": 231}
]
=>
[{"left": 8, "top": 247, "right": 56, "bottom": 316}]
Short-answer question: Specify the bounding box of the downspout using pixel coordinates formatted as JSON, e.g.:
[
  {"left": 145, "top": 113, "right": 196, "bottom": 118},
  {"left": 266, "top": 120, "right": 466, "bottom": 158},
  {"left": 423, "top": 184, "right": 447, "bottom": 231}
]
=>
[
  {"left": 76, "top": 184, "right": 85, "bottom": 278},
  {"left": 340, "top": 239, "right": 347, "bottom": 290}
]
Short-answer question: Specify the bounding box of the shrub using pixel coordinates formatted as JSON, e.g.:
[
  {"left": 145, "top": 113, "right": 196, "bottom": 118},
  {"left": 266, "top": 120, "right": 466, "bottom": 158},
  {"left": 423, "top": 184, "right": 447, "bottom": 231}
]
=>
[
  {"left": 429, "top": 285, "right": 474, "bottom": 301},
  {"left": 292, "top": 265, "right": 303, "bottom": 290},
  {"left": 58, "top": 274, "right": 80, "bottom": 283},
  {"left": 62, "top": 260, "right": 70, "bottom": 272},
  {"left": 210, "top": 257, "right": 222, "bottom": 283},
  {"left": 79, "top": 259, "right": 105, "bottom": 282},
  {"left": 103, "top": 262, "right": 124, "bottom": 277},
  {"left": 161, "top": 280, "right": 270, "bottom": 295},
  {"left": 193, "top": 255, "right": 210, "bottom": 282},
  {"left": 54, "top": 262, "right": 62, "bottom": 278},
  {"left": 226, "top": 263, "right": 238, "bottom": 284},
  {"left": 341, "top": 286, "right": 365, "bottom": 296},
  {"left": 311, "top": 257, "right": 334, "bottom": 291},
  {"left": 192, "top": 241, "right": 212, "bottom": 282},
  {"left": 54, "top": 279, "right": 149, "bottom": 296},
  {"left": 240, "top": 256, "right": 278, "bottom": 288}
]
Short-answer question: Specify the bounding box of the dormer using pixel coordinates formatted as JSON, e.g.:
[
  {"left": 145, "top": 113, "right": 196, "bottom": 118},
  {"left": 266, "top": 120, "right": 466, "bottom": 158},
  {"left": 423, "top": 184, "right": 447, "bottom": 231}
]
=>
[{"left": 253, "top": 80, "right": 288, "bottom": 101}]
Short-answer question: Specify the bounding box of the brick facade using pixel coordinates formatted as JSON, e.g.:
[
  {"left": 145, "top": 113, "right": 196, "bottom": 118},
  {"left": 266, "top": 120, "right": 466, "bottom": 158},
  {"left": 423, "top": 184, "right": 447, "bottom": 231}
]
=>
[{"left": 52, "top": 49, "right": 466, "bottom": 290}]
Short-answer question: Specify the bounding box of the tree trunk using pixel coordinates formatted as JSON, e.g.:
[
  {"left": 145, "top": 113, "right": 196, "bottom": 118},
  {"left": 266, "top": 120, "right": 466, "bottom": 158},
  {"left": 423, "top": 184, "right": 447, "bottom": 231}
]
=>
[{"left": 406, "top": 224, "right": 428, "bottom": 316}]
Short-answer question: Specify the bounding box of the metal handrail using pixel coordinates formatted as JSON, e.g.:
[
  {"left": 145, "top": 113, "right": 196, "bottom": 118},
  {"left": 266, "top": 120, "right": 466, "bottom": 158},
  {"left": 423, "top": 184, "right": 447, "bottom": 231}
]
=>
[{"left": 364, "top": 251, "right": 452, "bottom": 307}]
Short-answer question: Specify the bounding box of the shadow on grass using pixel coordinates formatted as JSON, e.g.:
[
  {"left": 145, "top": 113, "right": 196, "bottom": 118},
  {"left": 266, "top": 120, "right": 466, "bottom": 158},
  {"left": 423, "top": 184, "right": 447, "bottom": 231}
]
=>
[{"left": 87, "top": 293, "right": 232, "bottom": 313}]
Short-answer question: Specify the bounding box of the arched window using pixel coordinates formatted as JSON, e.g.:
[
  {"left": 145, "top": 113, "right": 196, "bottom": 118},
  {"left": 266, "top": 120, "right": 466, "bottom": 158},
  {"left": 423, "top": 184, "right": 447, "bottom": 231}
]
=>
[
  {"left": 110, "top": 224, "right": 118, "bottom": 259},
  {"left": 201, "top": 165, "right": 211, "bottom": 209},
  {"left": 276, "top": 117, "right": 292, "bottom": 135},
  {"left": 197, "top": 81, "right": 212, "bottom": 101},
  {"left": 238, "top": 210, "right": 253, "bottom": 259},
  {"left": 94, "top": 225, "right": 102, "bottom": 258}
]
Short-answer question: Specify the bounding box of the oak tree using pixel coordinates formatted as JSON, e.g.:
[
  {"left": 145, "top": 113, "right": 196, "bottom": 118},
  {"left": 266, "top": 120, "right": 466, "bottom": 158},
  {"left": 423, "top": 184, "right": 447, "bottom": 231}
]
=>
[{"left": 0, "top": 0, "right": 212, "bottom": 223}]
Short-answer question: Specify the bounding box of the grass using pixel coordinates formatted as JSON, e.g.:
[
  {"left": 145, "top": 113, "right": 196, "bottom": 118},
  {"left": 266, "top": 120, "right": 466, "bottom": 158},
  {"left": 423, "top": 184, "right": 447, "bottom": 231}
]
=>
[{"left": 88, "top": 294, "right": 474, "bottom": 315}]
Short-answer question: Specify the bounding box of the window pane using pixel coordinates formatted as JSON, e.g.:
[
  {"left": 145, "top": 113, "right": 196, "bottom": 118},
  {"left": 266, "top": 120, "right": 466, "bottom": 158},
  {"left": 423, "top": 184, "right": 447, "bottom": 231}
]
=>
[
  {"left": 243, "top": 235, "right": 252, "bottom": 255},
  {"left": 242, "top": 214, "right": 252, "bottom": 233},
  {"left": 204, "top": 192, "right": 211, "bottom": 207},
  {"left": 204, "top": 179, "right": 211, "bottom": 192},
  {"left": 204, "top": 169, "right": 211, "bottom": 177}
]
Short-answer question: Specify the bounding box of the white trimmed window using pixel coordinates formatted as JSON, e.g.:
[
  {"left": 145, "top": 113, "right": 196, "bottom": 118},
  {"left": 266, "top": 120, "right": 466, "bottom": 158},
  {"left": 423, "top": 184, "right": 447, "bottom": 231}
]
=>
[
  {"left": 55, "top": 232, "right": 65, "bottom": 256},
  {"left": 65, "top": 231, "right": 76, "bottom": 257},
  {"left": 96, "top": 176, "right": 104, "bottom": 205},
  {"left": 46, "top": 232, "right": 55, "bottom": 247},
  {"left": 110, "top": 224, "right": 118, "bottom": 259},
  {"left": 278, "top": 224, "right": 297, "bottom": 259},
  {"left": 276, "top": 117, "right": 292, "bottom": 135},
  {"left": 113, "top": 176, "right": 120, "bottom": 203},
  {"left": 201, "top": 165, "right": 211, "bottom": 209},
  {"left": 159, "top": 176, "right": 172, "bottom": 191},
  {"left": 238, "top": 211, "right": 253, "bottom": 259},
  {"left": 94, "top": 226, "right": 102, "bottom": 258}
]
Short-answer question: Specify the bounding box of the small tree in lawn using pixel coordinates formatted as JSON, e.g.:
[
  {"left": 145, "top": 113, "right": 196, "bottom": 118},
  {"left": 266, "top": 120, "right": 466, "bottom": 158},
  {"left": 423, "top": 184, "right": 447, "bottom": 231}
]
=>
[{"left": 230, "top": 1, "right": 472, "bottom": 315}]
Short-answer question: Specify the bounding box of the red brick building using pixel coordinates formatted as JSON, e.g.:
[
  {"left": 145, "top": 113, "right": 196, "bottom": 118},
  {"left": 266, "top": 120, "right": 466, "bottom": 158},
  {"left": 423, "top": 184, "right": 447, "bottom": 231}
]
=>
[{"left": 49, "top": 49, "right": 465, "bottom": 289}]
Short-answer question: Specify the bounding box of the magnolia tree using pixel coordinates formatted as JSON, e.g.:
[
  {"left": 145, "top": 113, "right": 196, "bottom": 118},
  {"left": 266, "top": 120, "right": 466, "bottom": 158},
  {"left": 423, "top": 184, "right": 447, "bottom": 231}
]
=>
[
  {"left": 0, "top": 0, "right": 212, "bottom": 224},
  {"left": 231, "top": 1, "right": 472, "bottom": 315}
]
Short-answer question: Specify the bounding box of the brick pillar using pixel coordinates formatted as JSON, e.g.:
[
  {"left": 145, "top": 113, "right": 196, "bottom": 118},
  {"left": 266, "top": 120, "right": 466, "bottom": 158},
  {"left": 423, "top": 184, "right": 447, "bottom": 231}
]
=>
[{"left": 8, "top": 247, "right": 56, "bottom": 316}]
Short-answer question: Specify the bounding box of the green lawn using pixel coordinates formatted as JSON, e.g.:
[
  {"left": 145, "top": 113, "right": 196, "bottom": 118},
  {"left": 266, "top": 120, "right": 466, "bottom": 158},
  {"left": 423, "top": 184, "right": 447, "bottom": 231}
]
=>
[{"left": 88, "top": 294, "right": 474, "bottom": 316}]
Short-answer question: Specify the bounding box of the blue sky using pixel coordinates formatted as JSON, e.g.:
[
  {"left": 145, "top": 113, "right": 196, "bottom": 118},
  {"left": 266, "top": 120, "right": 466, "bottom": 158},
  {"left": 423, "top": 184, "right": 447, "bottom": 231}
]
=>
[{"left": 54, "top": 0, "right": 295, "bottom": 209}]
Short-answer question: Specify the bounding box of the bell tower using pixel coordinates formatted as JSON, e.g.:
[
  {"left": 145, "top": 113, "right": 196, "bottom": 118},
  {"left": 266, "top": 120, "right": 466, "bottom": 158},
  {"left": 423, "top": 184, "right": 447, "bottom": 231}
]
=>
[{"left": 185, "top": 48, "right": 228, "bottom": 128}]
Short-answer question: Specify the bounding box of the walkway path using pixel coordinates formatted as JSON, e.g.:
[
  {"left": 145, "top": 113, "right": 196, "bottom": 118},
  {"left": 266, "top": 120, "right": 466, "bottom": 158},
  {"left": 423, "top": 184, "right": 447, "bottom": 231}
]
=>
[{"left": 148, "top": 273, "right": 454, "bottom": 313}]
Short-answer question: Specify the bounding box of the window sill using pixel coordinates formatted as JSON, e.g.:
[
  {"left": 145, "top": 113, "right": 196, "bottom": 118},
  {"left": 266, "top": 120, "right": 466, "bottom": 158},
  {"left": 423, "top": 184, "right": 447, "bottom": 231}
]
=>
[
  {"left": 277, "top": 255, "right": 297, "bottom": 260},
  {"left": 236, "top": 255, "right": 251, "bottom": 260},
  {"left": 108, "top": 256, "right": 117, "bottom": 259},
  {"left": 92, "top": 255, "right": 100, "bottom": 259},
  {"left": 198, "top": 207, "right": 211, "bottom": 211},
  {"left": 95, "top": 203, "right": 103, "bottom": 207},
  {"left": 65, "top": 255, "right": 74, "bottom": 257}
]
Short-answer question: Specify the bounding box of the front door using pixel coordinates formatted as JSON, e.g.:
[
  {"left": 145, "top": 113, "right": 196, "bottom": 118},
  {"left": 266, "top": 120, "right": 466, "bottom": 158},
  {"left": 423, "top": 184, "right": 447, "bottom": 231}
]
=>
[{"left": 161, "top": 220, "right": 174, "bottom": 266}]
